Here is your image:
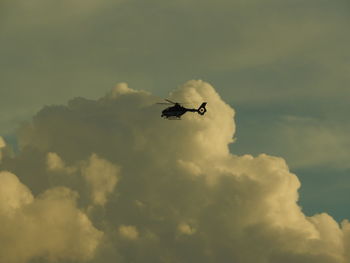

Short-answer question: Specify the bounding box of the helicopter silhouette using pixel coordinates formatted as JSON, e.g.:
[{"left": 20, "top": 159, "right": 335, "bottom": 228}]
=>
[{"left": 157, "top": 99, "right": 207, "bottom": 119}]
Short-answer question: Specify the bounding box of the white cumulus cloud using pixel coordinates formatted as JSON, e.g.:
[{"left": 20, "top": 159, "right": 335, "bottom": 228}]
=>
[
  {"left": 1, "top": 80, "right": 349, "bottom": 263},
  {"left": 0, "top": 171, "right": 102, "bottom": 263}
]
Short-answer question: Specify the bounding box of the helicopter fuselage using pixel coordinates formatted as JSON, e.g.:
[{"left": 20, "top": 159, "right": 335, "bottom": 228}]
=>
[{"left": 161, "top": 103, "right": 196, "bottom": 119}]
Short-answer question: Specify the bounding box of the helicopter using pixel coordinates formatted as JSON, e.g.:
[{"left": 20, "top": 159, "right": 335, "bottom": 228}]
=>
[{"left": 157, "top": 99, "right": 207, "bottom": 119}]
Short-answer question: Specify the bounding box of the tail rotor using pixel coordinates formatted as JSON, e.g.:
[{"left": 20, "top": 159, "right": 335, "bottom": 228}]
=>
[{"left": 197, "top": 102, "right": 207, "bottom": 115}]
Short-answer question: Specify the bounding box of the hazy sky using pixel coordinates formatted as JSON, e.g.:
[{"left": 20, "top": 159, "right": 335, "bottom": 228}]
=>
[{"left": 1, "top": 1, "right": 350, "bottom": 262}]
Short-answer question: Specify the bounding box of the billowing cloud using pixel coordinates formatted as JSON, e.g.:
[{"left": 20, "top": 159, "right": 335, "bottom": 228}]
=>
[
  {"left": 47, "top": 152, "right": 120, "bottom": 206},
  {"left": 0, "top": 80, "right": 349, "bottom": 262},
  {"left": 81, "top": 153, "right": 120, "bottom": 206},
  {"left": 0, "top": 171, "right": 102, "bottom": 263},
  {"left": 47, "top": 152, "right": 67, "bottom": 171}
]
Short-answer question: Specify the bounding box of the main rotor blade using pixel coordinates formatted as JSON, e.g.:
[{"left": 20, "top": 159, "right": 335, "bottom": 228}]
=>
[
  {"left": 165, "top": 99, "right": 176, "bottom": 104},
  {"left": 157, "top": 99, "right": 193, "bottom": 105}
]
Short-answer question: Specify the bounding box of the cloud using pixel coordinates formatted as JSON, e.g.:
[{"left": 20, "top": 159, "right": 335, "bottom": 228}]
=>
[
  {"left": 0, "top": 171, "right": 102, "bottom": 263},
  {"left": 46, "top": 152, "right": 119, "bottom": 206},
  {"left": 81, "top": 153, "right": 120, "bottom": 206},
  {"left": 0, "top": 171, "right": 32, "bottom": 215},
  {"left": 177, "top": 222, "right": 196, "bottom": 236},
  {"left": 0, "top": 137, "right": 5, "bottom": 148},
  {"left": 47, "top": 152, "right": 67, "bottom": 171},
  {"left": 2, "top": 0, "right": 350, "bottom": 142},
  {"left": 245, "top": 115, "right": 350, "bottom": 169},
  {"left": 278, "top": 116, "right": 350, "bottom": 169},
  {"left": 118, "top": 225, "right": 139, "bottom": 240},
  {"left": 1, "top": 80, "right": 349, "bottom": 262},
  {"left": 0, "top": 136, "right": 5, "bottom": 162}
]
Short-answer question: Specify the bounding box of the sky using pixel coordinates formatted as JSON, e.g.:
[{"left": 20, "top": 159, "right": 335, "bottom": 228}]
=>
[{"left": 1, "top": 0, "right": 350, "bottom": 262}]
